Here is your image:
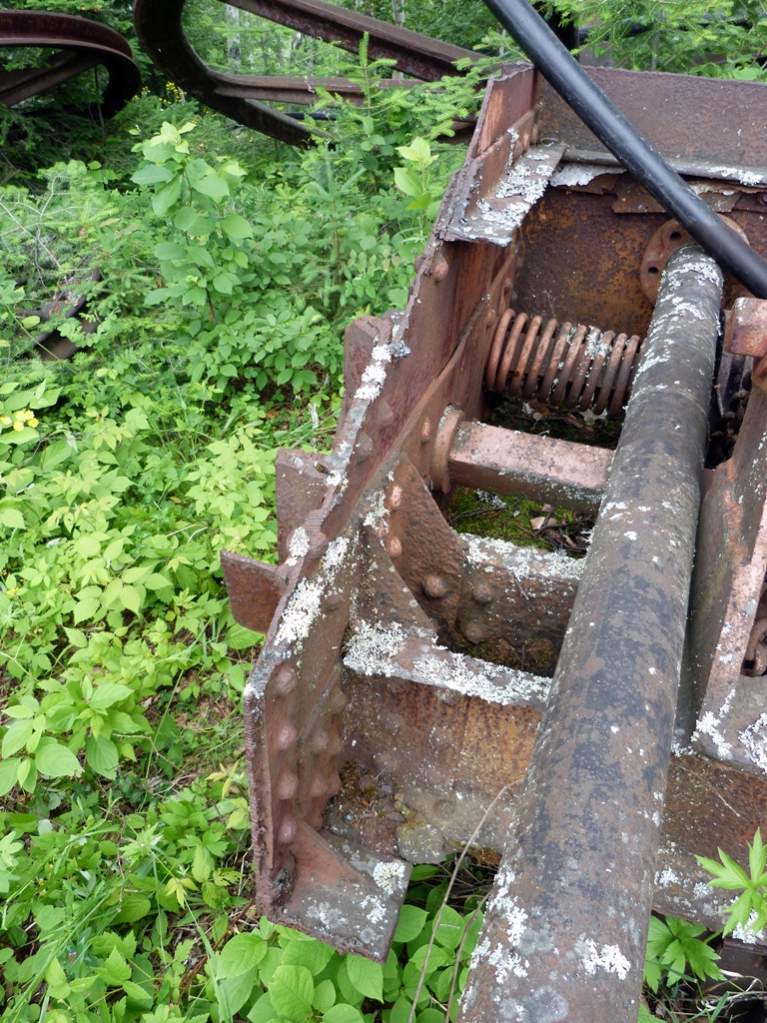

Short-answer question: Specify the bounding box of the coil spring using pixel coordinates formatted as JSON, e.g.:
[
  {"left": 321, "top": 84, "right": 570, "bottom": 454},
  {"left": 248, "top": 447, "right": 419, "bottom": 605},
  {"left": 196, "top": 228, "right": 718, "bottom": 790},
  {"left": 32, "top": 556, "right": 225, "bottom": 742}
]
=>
[{"left": 486, "top": 310, "right": 644, "bottom": 418}]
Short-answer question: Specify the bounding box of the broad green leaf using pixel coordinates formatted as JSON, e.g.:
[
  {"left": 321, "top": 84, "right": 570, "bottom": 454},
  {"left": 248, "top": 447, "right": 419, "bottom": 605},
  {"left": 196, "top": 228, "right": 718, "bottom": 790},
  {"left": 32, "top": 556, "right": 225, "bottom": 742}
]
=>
[
  {"left": 115, "top": 892, "right": 152, "bottom": 924},
  {"left": 248, "top": 992, "right": 277, "bottom": 1023},
  {"left": 313, "top": 979, "right": 336, "bottom": 1012},
  {"left": 90, "top": 683, "right": 132, "bottom": 710},
  {"left": 220, "top": 213, "right": 253, "bottom": 241},
  {"left": 131, "top": 164, "right": 174, "bottom": 186},
  {"left": 35, "top": 739, "right": 81, "bottom": 779},
  {"left": 0, "top": 505, "right": 24, "bottom": 529},
  {"left": 191, "top": 173, "right": 229, "bottom": 202},
  {"left": 393, "top": 167, "right": 418, "bottom": 197},
  {"left": 394, "top": 905, "right": 427, "bottom": 944},
  {"left": 281, "top": 938, "right": 334, "bottom": 975},
  {"left": 323, "top": 1005, "right": 363, "bottom": 1023},
  {"left": 220, "top": 933, "right": 267, "bottom": 979},
  {"left": 85, "top": 736, "right": 119, "bottom": 778},
  {"left": 0, "top": 757, "right": 20, "bottom": 795},
  {"left": 2, "top": 719, "right": 34, "bottom": 758},
  {"left": 345, "top": 955, "right": 383, "bottom": 1001},
  {"left": 269, "top": 964, "right": 314, "bottom": 1021},
  {"left": 219, "top": 965, "right": 260, "bottom": 1016},
  {"left": 434, "top": 905, "right": 465, "bottom": 950},
  {"left": 152, "top": 177, "right": 182, "bottom": 216}
]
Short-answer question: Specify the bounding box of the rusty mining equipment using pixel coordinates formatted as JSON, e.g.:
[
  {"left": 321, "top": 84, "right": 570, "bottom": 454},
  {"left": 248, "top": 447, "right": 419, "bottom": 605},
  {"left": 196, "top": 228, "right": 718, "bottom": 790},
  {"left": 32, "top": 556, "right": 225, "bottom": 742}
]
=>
[
  {"left": 210, "top": 50, "right": 767, "bottom": 1023},
  {"left": 69, "top": 0, "right": 767, "bottom": 1017}
]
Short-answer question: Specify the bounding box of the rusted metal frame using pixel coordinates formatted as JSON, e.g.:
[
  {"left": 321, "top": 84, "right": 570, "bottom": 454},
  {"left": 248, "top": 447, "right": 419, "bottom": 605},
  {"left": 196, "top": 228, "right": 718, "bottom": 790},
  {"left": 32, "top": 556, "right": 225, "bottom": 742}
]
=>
[
  {"left": 539, "top": 67, "right": 767, "bottom": 186},
  {"left": 0, "top": 52, "right": 97, "bottom": 107},
  {"left": 0, "top": 11, "right": 140, "bottom": 116},
  {"left": 684, "top": 387, "right": 767, "bottom": 776},
  {"left": 223, "top": 0, "right": 477, "bottom": 80},
  {"left": 445, "top": 419, "right": 611, "bottom": 513},
  {"left": 461, "top": 246, "right": 723, "bottom": 1023},
  {"left": 134, "top": 0, "right": 478, "bottom": 144}
]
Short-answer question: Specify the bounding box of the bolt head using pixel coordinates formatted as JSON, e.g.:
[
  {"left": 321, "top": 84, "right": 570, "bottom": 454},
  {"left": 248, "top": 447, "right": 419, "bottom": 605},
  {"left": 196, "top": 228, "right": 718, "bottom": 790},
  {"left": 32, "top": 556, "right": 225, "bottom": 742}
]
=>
[
  {"left": 388, "top": 485, "right": 403, "bottom": 509},
  {"left": 420, "top": 418, "right": 433, "bottom": 443},
  {"left": 471, "top": 582, "right": 494, "bottom": 606},
  {"left": 312, "top": 729, "right": 329, "bottom": 753}
]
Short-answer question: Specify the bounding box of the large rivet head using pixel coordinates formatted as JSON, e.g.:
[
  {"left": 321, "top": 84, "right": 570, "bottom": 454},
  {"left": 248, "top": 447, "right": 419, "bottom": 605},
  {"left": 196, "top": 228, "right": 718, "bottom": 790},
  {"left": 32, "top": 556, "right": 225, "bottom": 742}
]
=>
[
  {"left": 420, "top": 418, "right": 433, "bottom": 443},
  {"left": 274, "top": 723, "right": 297, "bottom": 751},
  {"left": 432, "top": 256, "right": 450, "bottom": 281},
  {"left": 312, "top": 729, "right": 329, "bottom": 753},
  {"left": 423, "top": 574, "right": 449, "bottom": 599},
  {"left": 388, "top": 537, "right": 403, "bottom": 559},
  {"left": 274, "top": 665, "right": 297, "bottom": 694},
  {"left": 463, "top": 621, "right": 487, "bottom": 644},
  {"left": 388, "top": 485, "right": 403, "bottom": 510},
  {"left": 471, "top": 581, "right": 494, "bottom": 606},
  {"left": 278, "top": 816, "right": 297, "bottom": 845},
  {"left": 277, "top": 772, "right": 299, "bottom": 800}
]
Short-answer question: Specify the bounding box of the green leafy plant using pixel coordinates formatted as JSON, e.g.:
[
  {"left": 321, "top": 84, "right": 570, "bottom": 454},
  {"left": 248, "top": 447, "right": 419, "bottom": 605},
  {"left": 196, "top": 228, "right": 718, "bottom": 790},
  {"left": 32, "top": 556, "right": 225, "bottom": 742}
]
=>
[
  {"left": 698, "top": 828, "right": 767, "bottom": 937},
  {"left": 644, "top": 915, "right": 723, "bottom": 992}
]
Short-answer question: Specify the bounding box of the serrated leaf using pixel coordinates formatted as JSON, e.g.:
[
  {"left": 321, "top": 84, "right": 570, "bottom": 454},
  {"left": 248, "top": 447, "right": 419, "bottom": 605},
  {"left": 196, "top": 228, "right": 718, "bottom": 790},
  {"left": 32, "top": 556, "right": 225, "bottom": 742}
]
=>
[
  {"left": 345, "top": 955, "right": 383, "bottom": 1001},
  {"left": 122, "top": 979, "right": 153, "bottom": 1007},
  {"left": 152, "top": 177, "right": 182, "bottom": 216},
  {"left": 115, "top": 892, "right": 152, "bottom": 923},
  {"left": 99, "top": 948, "right": 131, "bottom": 986}
]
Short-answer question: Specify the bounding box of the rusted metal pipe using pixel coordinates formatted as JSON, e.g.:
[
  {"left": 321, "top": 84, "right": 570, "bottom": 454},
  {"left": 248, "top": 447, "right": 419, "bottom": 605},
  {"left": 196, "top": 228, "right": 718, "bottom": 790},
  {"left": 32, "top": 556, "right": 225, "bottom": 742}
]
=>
[{"left": 460, "top": 245, "right": 723, "bottom": 1023}]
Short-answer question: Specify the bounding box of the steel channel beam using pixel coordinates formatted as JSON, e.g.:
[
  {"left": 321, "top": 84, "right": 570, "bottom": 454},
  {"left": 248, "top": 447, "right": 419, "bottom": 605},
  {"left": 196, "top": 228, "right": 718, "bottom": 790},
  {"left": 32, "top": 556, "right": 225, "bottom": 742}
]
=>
[
  {"left": 447, "top": 420, "right": 611, "bottom": 513},
  {"left": 460, "top": 246, "right": 723, "bottom": 1023}
]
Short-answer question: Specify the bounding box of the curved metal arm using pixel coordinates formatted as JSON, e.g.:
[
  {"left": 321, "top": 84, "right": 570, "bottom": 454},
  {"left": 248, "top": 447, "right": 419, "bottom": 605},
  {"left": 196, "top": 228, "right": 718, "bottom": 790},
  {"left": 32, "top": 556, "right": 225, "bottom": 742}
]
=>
[
  {"left": 0, "top": 11, "right": 140, "bottom": 118},
  {"left": 133, "top": 0, "right": 477, "bottom": 145}
]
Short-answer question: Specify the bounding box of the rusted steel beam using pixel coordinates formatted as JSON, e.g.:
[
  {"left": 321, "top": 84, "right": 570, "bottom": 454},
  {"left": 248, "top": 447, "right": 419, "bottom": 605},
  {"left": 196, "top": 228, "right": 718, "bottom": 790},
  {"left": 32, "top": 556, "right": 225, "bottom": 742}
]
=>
[
  {"left": 461, "top": 246, "right": 723, "bottom": 1022},
  {"left": 0, "top": 11, "right": 140, "bottom": 116},
  {"left": 134, "top": 0, "right": 477, "bottom": 144},
  {"left": 223, "top": 0, "right": 476, "bottom": 81},
  {"left": 447, "top": 420, "right": 611, "bottom": 512}
]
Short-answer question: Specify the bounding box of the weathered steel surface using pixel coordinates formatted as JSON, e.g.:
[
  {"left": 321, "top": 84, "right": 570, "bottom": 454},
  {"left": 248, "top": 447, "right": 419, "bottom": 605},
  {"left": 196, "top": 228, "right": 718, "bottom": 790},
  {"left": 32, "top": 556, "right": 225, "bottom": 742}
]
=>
[
  {"left": 134, "top": 0, "right": 477, "bottom": 144},
  {"left": 461, "top": 247, "right": 723, "bottom": 1023},
  {"left": 212, "top": 65, "right": 767, "bottom": 1016},
  {"left": 447, "top": 420, "right": 610, "bottom": 512},
  {"left": 0, "top": 11, "right": 139, "bottom": 116},
  {"left": 539, "top": 67, "right": 767, "bottom": 185}
]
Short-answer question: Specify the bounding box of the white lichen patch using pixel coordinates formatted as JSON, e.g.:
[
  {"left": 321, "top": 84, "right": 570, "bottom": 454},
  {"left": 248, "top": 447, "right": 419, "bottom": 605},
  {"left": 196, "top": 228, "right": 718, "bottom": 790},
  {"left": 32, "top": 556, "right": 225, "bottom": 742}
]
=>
[
  {"left": 354, "top": 344, "right": 393, "bottom": 403},
  {"left": 733, "top": 911, "right": 767, "bottom": 945},
  {"left": 739, "top": 713, "right": 767, "bottom": 774},
  {"left": 694, "top": 710, "right": 733, "bottom": 759},
  {"left": 471, "top": 864, "right": 530, "bottom": 983},
  {"left": 655, "top": 867, "right": 680, "bottom": 888},
  {"left": 344, "top": 620, "right": 409, "bottom": 678},
  {"left": 551, "top": 162, "right": 619, "bottom": 188},
  {"left": 578, "top": 938, "right": 631, "bottom": 980},
  {"left": 412, "top": 649, "right": 550, "bottom": 706},
  {"left": 464, "top": 533, "right": 584, "bottom": 582},
  {"left": 274, "top": 536, "right": 351, "bottom": 648},
  {"left": 372, "top": 860, "right": 407, "bottom": 895},
  {"left": 286, "top": 526, "right": 310, "bottom": 565}
]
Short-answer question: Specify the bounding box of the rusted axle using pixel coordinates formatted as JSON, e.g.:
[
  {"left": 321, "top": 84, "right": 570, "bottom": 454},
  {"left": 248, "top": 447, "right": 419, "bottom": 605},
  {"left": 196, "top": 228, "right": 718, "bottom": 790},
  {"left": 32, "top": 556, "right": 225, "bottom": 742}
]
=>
[{"left": 462, "top": 246, "right": 723, "bottom": 1021}]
